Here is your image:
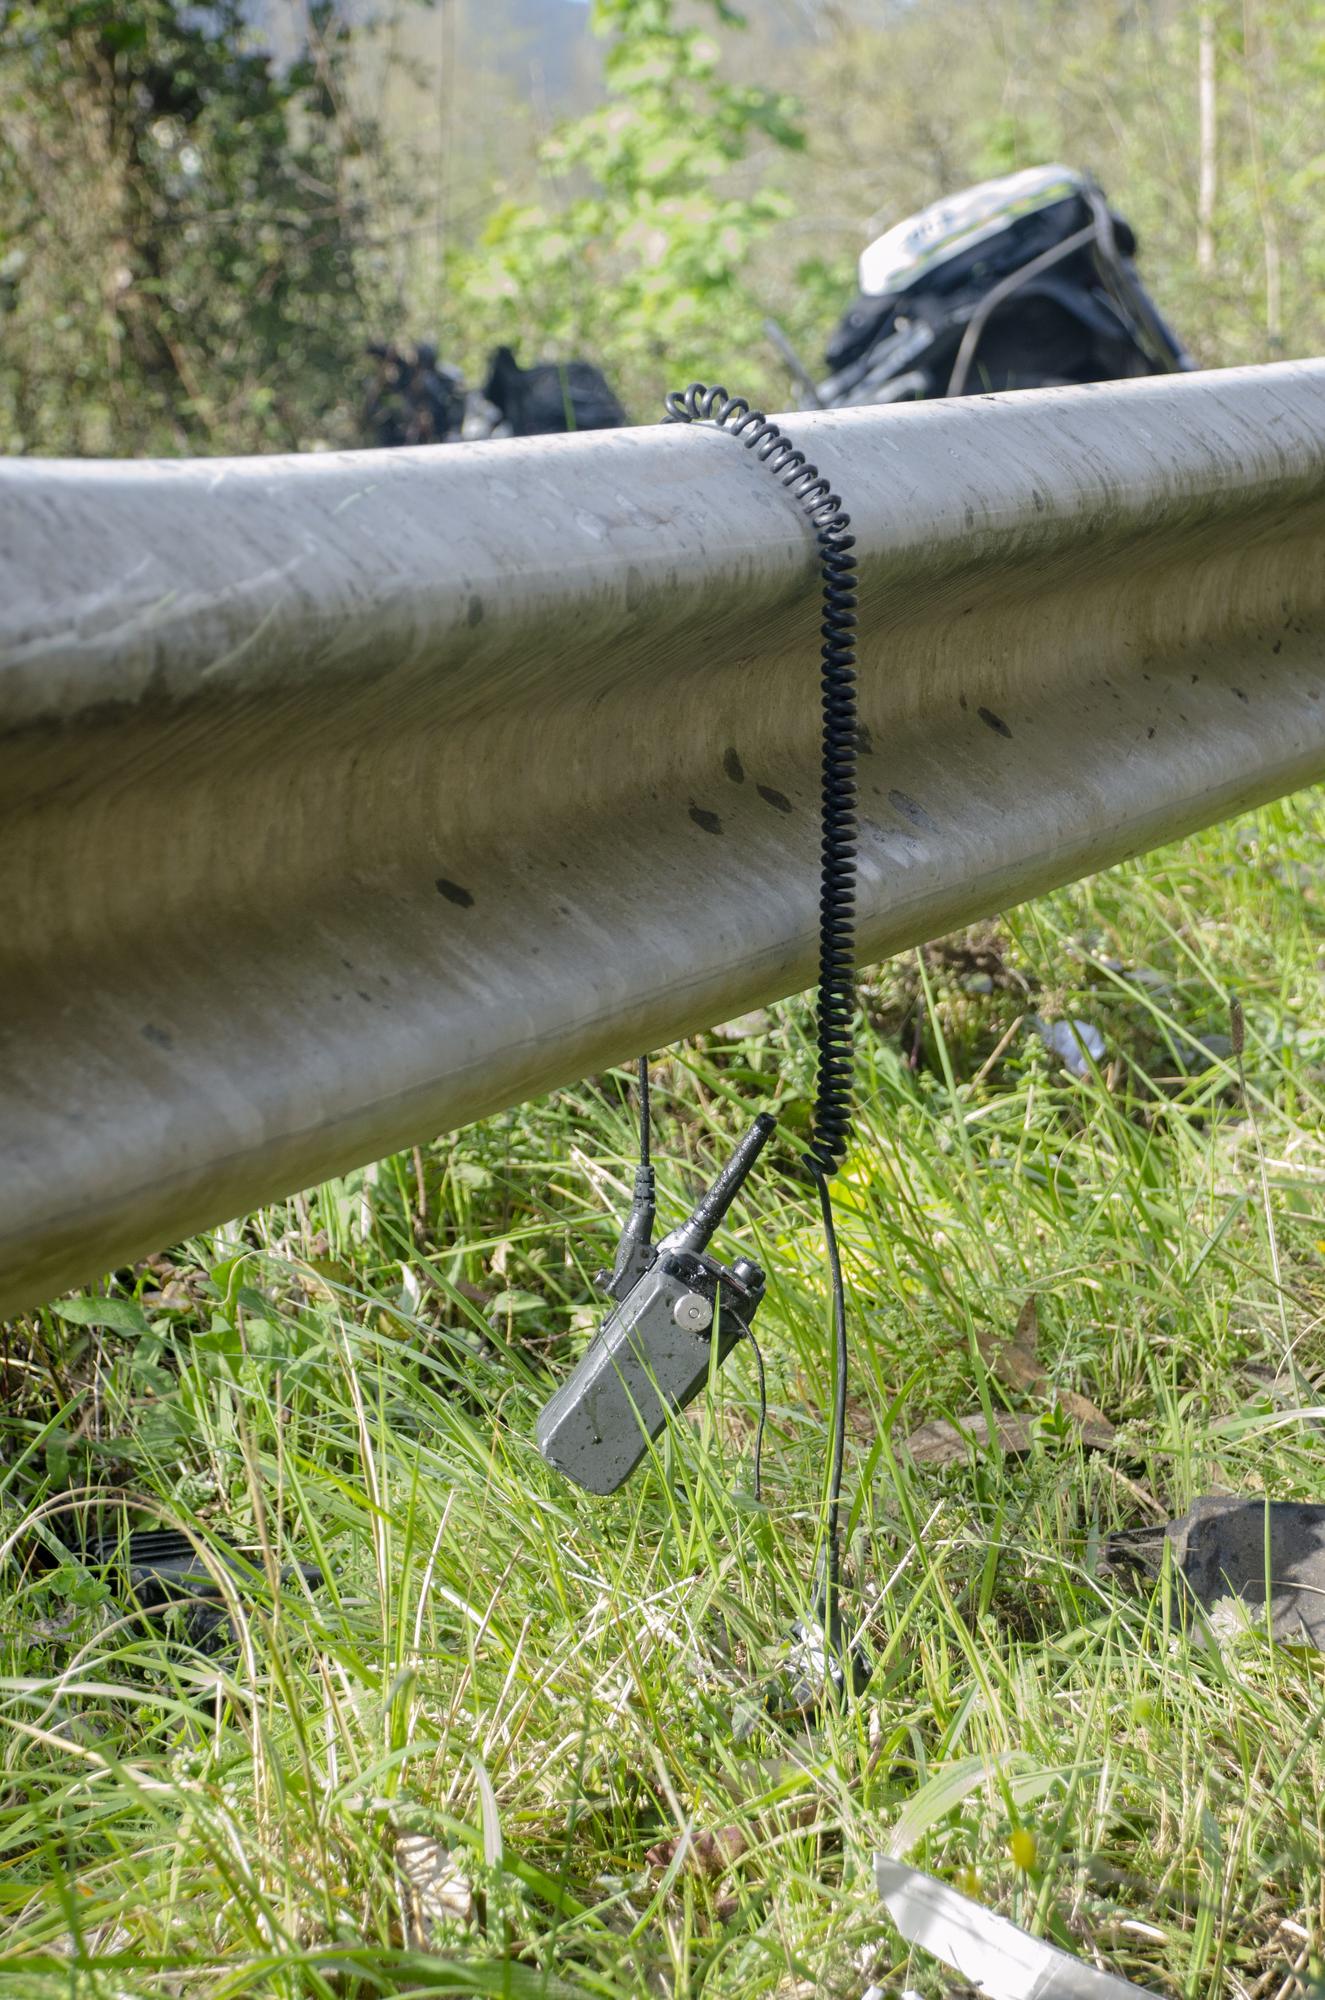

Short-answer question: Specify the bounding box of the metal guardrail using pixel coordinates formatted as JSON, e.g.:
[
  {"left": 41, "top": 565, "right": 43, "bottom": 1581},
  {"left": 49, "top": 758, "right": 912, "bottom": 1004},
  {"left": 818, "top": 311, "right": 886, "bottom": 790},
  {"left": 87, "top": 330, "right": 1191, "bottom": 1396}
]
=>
[{"left": 2, "top": 361, "right": 1324, "bottom": 1314}]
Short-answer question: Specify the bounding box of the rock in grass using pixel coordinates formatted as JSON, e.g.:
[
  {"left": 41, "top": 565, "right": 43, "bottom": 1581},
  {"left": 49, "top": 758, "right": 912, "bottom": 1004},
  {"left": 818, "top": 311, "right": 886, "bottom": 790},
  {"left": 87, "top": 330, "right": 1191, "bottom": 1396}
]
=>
[
  {"left": 1105, "top": 1496, "right": 1325, "bottom": 1649},
  {"left": 904, "top": 1411, "right": 1037, "bottom": 1465}
]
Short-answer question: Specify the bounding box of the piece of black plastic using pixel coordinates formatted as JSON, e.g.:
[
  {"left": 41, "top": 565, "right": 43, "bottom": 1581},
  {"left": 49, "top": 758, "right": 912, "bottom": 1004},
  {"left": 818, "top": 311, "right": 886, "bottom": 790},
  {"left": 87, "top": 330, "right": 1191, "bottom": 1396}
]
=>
[{"left": 82, "top": 1529, "right": 323, "bottom": 1653}]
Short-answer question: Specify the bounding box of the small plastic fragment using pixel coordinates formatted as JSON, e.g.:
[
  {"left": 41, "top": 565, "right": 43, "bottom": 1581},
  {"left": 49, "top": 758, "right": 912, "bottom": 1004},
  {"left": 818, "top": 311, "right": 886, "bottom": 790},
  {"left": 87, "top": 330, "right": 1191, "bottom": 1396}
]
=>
[
  {"left": 1026, "top": 1014, "right": 1106, "bottom": 1076},
  {"left": 874, "top": 1856, "right": 1162, "bottom": 1998}
]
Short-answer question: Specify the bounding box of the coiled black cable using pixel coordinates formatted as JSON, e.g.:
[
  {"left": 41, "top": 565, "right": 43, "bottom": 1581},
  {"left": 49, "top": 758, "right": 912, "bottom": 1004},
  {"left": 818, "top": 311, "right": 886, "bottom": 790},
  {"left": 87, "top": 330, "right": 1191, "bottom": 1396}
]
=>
[
  {"left": 662, "top": 384, "right": 860, "bottom": 1681},
  {"left": 662, "top": 382, "right": 860, "bottom": 1184}
]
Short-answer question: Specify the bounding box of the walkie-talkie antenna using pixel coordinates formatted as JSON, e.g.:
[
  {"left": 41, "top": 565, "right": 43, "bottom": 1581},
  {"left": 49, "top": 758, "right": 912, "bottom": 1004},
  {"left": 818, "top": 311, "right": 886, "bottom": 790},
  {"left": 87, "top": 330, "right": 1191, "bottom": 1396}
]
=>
[
  {"left": 657, "top": 1113, "right": 776, "bottom": 1257},
  {"left": 538, "top": 381, "right": 866, "bottom": 1710}
]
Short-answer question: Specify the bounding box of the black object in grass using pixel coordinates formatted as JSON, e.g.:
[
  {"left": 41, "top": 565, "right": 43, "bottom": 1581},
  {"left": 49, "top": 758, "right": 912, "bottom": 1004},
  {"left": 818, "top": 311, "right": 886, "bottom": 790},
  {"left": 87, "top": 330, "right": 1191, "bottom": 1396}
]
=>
[
  {"left": 81, "top": 1529, "right": 323, "bottom": 1654},
  {"left": 1106, "top": 1497, "right": 1325, "bottom": 1649}
]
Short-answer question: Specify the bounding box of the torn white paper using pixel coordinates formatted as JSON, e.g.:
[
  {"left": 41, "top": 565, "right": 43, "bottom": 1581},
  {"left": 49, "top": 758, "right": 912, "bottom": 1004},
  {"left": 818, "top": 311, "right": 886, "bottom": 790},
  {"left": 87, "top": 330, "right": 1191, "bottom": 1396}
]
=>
[{"left": 874, "top": 1857, "right": 1162, "bottom": 1999}]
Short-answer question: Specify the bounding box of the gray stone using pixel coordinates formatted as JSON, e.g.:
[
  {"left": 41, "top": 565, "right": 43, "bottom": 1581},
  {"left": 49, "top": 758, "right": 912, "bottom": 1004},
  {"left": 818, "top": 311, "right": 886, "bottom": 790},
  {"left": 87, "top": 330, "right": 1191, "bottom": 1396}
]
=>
[{"left": 1106, "top": 1496, "right": 1325, "bottom": 1648}]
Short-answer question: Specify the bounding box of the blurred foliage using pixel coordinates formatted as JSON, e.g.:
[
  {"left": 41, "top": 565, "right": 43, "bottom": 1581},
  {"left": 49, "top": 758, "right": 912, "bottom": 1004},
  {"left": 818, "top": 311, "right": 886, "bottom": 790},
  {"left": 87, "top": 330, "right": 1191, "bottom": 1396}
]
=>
[
  {"left": 771, "top": 0, "right": 1324, "bottom": 378},
  {"left": 443, "top": 0, "right": 805, "bottom": 414},
  {"left": 0, "top": 0, "right": 396, "bottom": 454},
  {"left": 0, "top": 0, "right": 1321, "bottom": 450}
]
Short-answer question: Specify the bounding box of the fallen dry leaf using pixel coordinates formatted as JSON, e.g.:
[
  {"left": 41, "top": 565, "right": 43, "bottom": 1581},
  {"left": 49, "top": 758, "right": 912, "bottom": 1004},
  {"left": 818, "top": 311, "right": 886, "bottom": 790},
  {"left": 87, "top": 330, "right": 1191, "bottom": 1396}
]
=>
[
  {"left": 904, "top": 1412, "right": 1035, "bottom": 1466},
  {"left": 300, "top": 1256, "right": 354, "bottom": 1298},
  {"left": 455, "top": 1278, "right": 494, "bottom": 1309},
  {"left": 989, "top": 1342, "right": 1043, "bottom": 1394},
  {"left": 1056, "top": 1391, "right": 1116, "bottom": 1444},
  {"left": 646, "top": 1825, "right": 749, "bottom": 1879},
  {"left": 139, "top": 1282, "right": 195, "bottom": 1311},
  {"left": 982, "top": 1295, "right": 1045, "bottom": 1392},
  {"left": 979, "top": 1295, "right": 1116, "bottom": 1446}
]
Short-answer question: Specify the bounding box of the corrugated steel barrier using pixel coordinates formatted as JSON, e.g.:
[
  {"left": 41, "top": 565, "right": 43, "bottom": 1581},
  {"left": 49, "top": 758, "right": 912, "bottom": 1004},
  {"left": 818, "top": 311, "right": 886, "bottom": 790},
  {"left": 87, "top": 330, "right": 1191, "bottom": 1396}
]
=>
[{"left": 2, "top": 361, "right": 1323, "bottom": 1312}]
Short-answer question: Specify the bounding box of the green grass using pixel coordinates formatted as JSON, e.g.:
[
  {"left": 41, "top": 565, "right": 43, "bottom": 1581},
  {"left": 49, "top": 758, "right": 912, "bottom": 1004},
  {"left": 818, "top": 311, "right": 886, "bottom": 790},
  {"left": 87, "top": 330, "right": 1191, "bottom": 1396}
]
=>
[{"left": 2, "top": 790, "right": 1324, "bottom": 2000}]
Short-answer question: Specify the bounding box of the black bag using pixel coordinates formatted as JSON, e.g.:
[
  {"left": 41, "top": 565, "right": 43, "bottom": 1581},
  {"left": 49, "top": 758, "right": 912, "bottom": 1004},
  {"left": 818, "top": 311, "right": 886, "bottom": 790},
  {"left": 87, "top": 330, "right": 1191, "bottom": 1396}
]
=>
[{"left": 808, "top": 164, "right": 1192, "bottom": 409}]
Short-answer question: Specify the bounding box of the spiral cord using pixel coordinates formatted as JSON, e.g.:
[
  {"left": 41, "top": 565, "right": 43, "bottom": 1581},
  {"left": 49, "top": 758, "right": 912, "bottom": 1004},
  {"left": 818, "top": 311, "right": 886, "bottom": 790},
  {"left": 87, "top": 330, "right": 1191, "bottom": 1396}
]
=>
[
  {"left": 663, "top": 385, "right": 862, "bottom": 1692},
  {"left": 662, "top": 383, "right": 859, "bottom": 1179}
]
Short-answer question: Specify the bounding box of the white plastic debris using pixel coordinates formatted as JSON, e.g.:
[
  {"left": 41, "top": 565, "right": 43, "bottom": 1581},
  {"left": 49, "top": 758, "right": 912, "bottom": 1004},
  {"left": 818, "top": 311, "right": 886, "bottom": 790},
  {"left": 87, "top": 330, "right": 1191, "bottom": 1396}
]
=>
[
  {"left": 1026, "top": 1014, "right": 1107, "bottom": 1077},
  {"left": 874, "top": 1857, "right": 1162, "bottom": 1999},
  {"left": 396, "top": 1832, "right": 475, "bottom": 1939}
]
